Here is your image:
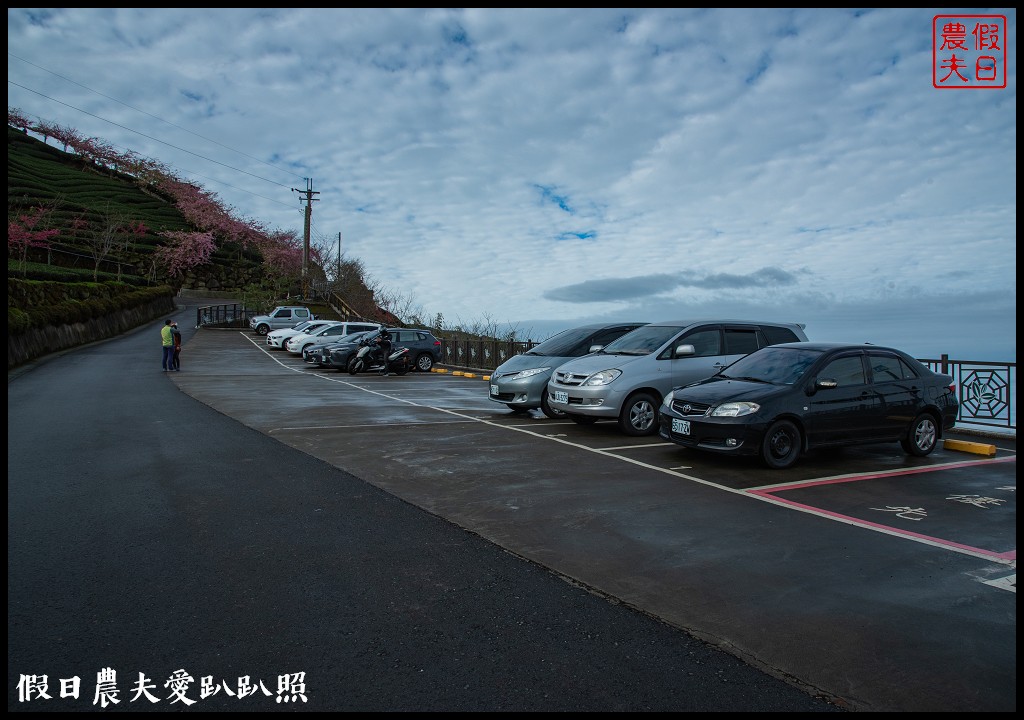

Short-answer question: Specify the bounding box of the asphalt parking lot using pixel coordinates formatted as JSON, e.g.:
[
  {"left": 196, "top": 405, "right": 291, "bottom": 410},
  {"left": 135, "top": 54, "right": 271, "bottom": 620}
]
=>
[{"left": 167, "top": 327, "right": 1016, "bottom": 712}]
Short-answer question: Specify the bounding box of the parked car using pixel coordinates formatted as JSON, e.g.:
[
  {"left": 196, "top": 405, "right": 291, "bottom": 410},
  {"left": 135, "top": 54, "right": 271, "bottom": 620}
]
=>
[
  {"left": 285, "top": 321, "right": 381, "bottom": 356},
  {"left": 658, "top": 342, "right": 959, "bottom": 469},
  {"left": 307, "top": 331, "right": 380, "bottom": 368},
  {"left": 324, "top": 328, "right": 442, "bottom": 372},
  {"left": 249, "top": 306, "right": 314, "bottom": 335},
  {"left": 266, "top": 320, "right": 333, "bottom": 349},
  {"left": 284, "top": 321, "right": 344, "bottom": 355},
  {"left": 546, "top": 320, "right": 808, "bottom": 437},
  {"left": 302, "top": 328, "right": 379, "bottom": 364},
  {"left": 321, "top": 329, "right": 381, "bottom": 372},
  {"left": 489, "top": 322, "right": 648, "bottom": 418}
]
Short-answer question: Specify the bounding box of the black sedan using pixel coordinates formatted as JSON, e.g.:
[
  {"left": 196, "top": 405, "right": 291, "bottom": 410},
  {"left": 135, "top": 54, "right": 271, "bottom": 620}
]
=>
[
  {"left": 303, "top": 331, "right": 372, "bottom": 366},
  {"left": 658, "top": 342, "right": 959, "bottom": 469},
  {"left": 304, "top": 331, "right": 375, "bottom": 369}
]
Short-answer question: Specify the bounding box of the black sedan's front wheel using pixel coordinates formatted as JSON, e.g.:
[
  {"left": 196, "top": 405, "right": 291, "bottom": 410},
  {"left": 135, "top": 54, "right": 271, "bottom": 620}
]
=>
[{"left": 760, "top": 419, "right": 802, "bottom": 469}]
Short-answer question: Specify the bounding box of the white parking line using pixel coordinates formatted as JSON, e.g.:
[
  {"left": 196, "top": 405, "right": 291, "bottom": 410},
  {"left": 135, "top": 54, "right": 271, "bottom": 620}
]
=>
[{"left": 242, "top": 331, "right": 1016, "bottom": 565}]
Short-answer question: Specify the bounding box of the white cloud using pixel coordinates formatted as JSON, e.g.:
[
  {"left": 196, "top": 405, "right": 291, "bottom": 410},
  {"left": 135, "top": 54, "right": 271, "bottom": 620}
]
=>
[{"left": 7, "top": 8, "right": 1016, "bottom": 360}]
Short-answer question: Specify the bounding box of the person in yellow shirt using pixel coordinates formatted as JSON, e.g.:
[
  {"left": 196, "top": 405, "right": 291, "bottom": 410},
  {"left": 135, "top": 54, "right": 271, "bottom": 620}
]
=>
[{"left": 161, "top": 319, "right": 174, "bottom": 371}]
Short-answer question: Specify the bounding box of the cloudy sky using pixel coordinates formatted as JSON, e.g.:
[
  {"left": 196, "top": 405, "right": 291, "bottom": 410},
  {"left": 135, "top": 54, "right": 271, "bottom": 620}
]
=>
[{"left": 7, "top": 8, "right": 1017, "bottom": 360}]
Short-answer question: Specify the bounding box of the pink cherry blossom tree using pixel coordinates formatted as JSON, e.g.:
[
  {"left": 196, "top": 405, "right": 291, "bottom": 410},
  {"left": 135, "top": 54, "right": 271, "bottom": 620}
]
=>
[
  {"left": 153, "top": 230, "right": 217, "bottom": 278},
  {"left": 9, "top": 107, "right": 330, "bottom": 286},
  {"left": 8, "top": 206, "right": 60, "bottom": 275},
  {"left": 8, "top": 107, "right": 33, "bottom": 133}
]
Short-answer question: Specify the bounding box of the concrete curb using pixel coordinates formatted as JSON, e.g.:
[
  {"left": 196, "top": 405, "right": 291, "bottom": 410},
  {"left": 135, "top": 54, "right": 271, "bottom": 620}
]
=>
[{"left": 943, "top": 438, "right": 998, "bottom": 456}]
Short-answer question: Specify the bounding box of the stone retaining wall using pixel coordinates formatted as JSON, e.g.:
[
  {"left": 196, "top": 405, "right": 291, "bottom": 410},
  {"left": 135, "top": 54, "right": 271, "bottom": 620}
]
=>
[{"left": 8, "top": 296, "right": 176, "bottom": 369}]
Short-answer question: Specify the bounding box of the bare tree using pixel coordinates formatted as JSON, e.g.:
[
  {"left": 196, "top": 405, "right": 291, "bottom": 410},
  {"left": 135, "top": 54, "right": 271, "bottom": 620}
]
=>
[{"left": 82, "top": 207, "right": 147, "bottom": 281}]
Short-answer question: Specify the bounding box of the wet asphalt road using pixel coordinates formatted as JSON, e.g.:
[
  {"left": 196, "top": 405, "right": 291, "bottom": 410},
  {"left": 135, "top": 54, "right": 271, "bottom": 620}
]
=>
[
  {"left": 6, "top": 301, "right": 1015, "bottom": 712},
  {"left": 8, "top": 306, "right": 848, "bottom": 711}
]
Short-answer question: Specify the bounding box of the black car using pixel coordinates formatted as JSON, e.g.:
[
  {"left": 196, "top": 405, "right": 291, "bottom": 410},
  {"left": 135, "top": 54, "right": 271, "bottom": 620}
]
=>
[
  {"left": 658, "top": 342, "right": 960, "bottom": 469},
  {"left": 323, "top": 328, "right": 442, "bottom": 373},
  {"left": 302, "top": 330, "right": 373, "bottom": 365}
]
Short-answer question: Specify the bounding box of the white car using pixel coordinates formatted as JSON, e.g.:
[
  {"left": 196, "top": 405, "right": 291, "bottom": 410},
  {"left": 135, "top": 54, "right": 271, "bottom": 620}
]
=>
[
  {"left": 266, "top": 320, "right": 333, "bottom": 349},
  {"left": 285, "top": 321, "right": 354, "bottom": 355}
]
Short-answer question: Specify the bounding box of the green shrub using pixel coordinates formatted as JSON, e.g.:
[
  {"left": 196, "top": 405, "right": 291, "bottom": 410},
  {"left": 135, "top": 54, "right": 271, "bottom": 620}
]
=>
[{"left": 8, "top": 284, "right": 174, "bottom": 335}]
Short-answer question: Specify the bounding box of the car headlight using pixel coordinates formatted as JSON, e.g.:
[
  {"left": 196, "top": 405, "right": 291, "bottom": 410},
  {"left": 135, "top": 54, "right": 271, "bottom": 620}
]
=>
[
  {"left": 582, "top": 369, "right": 621, "bottom": 386},
  {"left": 510, "top": 367, "right": 550, "bottom": 380},
  {"left": 711, "top": 402, "right": 760, "bottom": 417},
  {"left": 662, "top": 390, "right": 676, "bottom": 408}
]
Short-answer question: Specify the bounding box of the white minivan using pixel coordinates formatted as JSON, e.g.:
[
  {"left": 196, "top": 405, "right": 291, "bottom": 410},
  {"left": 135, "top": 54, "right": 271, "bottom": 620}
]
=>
[{"left": 545, "top": 320, "right": 808, "bottom": 436}]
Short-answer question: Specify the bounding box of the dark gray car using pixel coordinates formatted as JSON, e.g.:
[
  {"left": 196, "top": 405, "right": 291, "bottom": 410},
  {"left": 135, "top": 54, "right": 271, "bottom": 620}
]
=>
[
  {"left": 323, "top": 328, "right": 442, "bottom": 373},
  {"left": 488, "top": 322, "right": 648, "bottom": 418}
]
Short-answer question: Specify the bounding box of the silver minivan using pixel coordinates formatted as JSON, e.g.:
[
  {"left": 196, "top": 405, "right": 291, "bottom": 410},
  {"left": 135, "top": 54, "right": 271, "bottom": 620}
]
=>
[
  {"left": 488, "top": 322, "right": 648, "bottom": 418},
  {"left": 546, "top": 320, "right": 808, "bottom": 436}
]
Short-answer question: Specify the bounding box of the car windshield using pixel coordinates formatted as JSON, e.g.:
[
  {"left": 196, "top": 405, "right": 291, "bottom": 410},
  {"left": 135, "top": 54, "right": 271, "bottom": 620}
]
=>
[
  {"left": 720, "top": 346, "right": 823, "bottom": 385},
  {"left": 526, "top": 327, "right": 602, "bottom": 357},
  {"left": 600, "top": 324, "right": 683, "bottom": 356},
  {"left": 339, "top": 332, "right": 366, "bottom": 342}
]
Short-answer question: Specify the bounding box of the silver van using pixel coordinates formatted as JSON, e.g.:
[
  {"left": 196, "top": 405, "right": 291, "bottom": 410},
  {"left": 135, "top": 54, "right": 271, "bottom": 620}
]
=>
[
  {"left": 488, "top": 322, "right": 648, "bottom": 418},
  {"left": 546, "top": 320, "right": 808, "bottom": 436},
  {"left": 249, "top": 306, "right": 314, "bottom": 335}
]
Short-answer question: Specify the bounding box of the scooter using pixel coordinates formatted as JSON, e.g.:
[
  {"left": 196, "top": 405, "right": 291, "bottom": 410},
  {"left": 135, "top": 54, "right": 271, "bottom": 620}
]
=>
[{"left": 347, "top": 337, "right": 411, "bottom": 376}]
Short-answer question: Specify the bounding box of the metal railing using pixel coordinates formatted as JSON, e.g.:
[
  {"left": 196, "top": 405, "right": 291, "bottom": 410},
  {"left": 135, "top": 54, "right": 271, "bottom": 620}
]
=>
[
  {"left": 441, "top": 338, "right": 537, "bottom": 371},
  {"left": 920, "top": 356, "right": 1015, "bottom": 432},
  {"left": 195, "top": 304, "right": 255, "bottom": 329}
]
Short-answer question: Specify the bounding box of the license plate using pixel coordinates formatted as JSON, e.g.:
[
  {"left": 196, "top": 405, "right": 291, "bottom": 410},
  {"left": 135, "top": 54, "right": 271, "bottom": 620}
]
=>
[
  {"left": 672, "top": 418, "right": 691, "bottom": 435},
  {"left": 553, "top": 391, "right": 568, "bottom": 404},
  {"left": 490, "top": 384, "right": 498, "bottom": 395}
]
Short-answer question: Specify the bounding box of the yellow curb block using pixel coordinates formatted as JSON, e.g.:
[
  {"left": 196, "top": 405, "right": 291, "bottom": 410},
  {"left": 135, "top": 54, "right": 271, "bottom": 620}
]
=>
[
  {"left": 943, "top": 439, "right": 997, "bottom": 456},
  {"left": 436, "top": 368, "right": 490, "bottom": 379}
]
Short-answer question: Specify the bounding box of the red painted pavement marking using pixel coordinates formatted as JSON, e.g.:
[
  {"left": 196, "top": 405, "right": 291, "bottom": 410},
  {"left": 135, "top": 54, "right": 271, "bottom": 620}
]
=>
[{"left": 748, "top": 456, "right": 1016, "bottom": 561}]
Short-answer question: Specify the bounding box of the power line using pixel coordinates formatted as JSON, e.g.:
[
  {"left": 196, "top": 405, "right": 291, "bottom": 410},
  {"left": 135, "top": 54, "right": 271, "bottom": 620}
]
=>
[
  {"left": 9, "top": 80, "right": 292, "bottom": 189},
  {"left": 8, "top": 52, "right": 307, "bottom": 182},
  {"left": 174, "top": 164, "right": 301, "bottom": 211}
]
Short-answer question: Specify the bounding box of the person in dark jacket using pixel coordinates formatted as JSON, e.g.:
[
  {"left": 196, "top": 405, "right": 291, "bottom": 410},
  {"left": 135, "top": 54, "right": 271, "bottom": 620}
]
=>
[
  {"left": 375, "top": 329, "right": 392, "bottom": 376},
  {"left": 171, "top": 322, "right": 182, "bottom": 371}
]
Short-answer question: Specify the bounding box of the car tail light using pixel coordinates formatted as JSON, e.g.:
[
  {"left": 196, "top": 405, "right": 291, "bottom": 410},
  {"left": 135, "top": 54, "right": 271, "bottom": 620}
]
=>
[{"left": 948, "top": 383, "right": 957, "bottom": 395}]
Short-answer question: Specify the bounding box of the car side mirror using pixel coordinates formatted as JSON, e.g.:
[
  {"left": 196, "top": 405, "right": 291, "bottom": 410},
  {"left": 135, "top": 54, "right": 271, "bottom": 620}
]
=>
[
  {"left": 675, "top": 343, "right": 696, "bottom": 358},
  {"left": 588, "top": 344, "right": 604, "bottom": 353},
  {"left": 816, "top": 378, "right": 838, "bottom": 390}
]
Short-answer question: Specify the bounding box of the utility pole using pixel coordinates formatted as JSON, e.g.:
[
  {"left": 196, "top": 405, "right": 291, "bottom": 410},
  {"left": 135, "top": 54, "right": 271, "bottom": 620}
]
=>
[
  {"left": 337, "top": 231, "right": 342, "bottom": 285},
  {"left": 291, "top": 179, "right": 319, "bottom": 299}
]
